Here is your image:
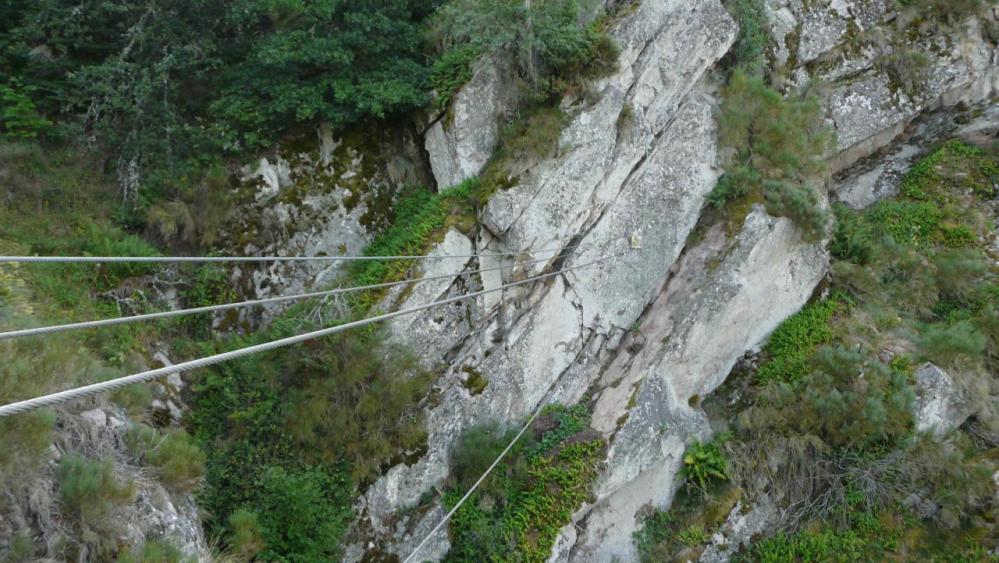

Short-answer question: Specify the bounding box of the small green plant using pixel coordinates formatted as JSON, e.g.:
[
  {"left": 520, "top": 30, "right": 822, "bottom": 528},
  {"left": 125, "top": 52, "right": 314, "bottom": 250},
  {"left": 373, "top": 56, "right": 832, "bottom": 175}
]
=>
[
  {"left": 430, "top": 46, "right": 482, "bottom": 110},
  {"left": 723, "top": 0, "right": 773, "bottom": 73},
  {"left": 116, "top": 539, "right": 186, "bottom": 563},
  {"left": 917, "top": 321, "right": 987, "bottom": 369},
  {"left": 126, "top": 425, "right": 205, "bottom": 493},
  {"left": 241, "top": 465, "right": 352, "bottom": 562},
  {"left": 682, "top": 438, "right": 728, "bottom": 491},
  {"left": 711, "top": 70, "right": 833, "bottom": 237},
  {"left": 444, "top": 403, "right": 604, "bottom": 562},
  {"left": 228, "top": 509, "right": 267, "bottom": 561},
  {"left": 56, "top": 455, "right": 134, "bottom": 525},
  {"left": 830, "top": 204, "right": 876, "bottom": 265},
  {"left": 0, "top": 81, "right": 51, "bottom": 139}
]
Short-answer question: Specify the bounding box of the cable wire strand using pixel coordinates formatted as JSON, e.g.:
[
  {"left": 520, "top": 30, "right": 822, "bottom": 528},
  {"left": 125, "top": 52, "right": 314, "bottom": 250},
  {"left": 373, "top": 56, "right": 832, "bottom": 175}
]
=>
[
  {"left": 0, "top": 246, "right": 571, "bottom": 264},
  {"left": 0, "top": 253, "right": 618, "bottom": 417},
  {"left": 0, "top": 254, "right": 562, "bottom": 340},
  {"left": 403, "top": 406, "right": 544, "bottom": 563}
]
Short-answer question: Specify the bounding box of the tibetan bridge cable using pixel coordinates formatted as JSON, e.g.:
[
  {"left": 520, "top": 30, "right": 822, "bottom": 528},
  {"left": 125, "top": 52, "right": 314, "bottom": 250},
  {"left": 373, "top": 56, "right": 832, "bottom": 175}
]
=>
[
  {"left": 403, "top": 400, "right": 547, "bottom": 563},
  {"left": 0, "top": 252, "right": 620, "bottom": 418},
  {"left": 0, "top": 246, "right": 570, "bottom": 264},
  {"left": 0, "top": 253, "right": 567, "bottom": 340}
]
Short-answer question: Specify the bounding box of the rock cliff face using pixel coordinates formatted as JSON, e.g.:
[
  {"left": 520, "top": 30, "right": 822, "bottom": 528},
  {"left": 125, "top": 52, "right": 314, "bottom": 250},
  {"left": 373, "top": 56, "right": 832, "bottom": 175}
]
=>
[{"left": 228, "top": 0, "right": 997, "bottom": 560}]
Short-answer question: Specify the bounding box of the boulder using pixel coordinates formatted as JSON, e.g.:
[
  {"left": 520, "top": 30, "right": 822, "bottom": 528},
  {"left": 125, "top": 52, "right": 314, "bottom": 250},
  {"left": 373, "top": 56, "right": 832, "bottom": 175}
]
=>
[{"left": 913, "top": 362, "right": 975, "bottom": 439}]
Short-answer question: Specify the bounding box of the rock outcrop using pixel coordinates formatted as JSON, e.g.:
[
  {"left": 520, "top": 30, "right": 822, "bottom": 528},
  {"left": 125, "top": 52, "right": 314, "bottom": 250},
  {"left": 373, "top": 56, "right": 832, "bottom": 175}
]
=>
[
  {"left": 227, "top": 125, "right": 432, "bottom": 328},
  {"left": 913, "top": 362, "right": 976, "bottom": 439},
  {"left": 425, "top": 57, "right": 523, "bottom": 189}
]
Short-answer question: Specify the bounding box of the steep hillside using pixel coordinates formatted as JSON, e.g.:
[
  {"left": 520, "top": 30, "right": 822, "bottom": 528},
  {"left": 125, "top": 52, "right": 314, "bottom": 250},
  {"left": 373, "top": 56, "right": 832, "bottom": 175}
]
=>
[{"left": 0, "top": 0, "right": 996, "bottom": 561}]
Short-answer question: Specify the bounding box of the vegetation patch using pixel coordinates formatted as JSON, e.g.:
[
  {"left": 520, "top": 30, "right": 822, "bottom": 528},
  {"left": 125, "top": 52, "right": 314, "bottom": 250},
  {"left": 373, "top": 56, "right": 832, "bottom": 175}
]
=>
[
  {"left": 431, "top": 0, "right": 619, "bottom": 102},
  {"left": 708, "top": 71, "right": 834, "bottom": 237},
  {"left": 635, "top": 484, "right": 743, "bottom": 562},
  {"left": 443, "top": 403, "right": 604, "bottom": 562},
  {"left": 756, "top": 297, "right": 844, "bottom": 384},
  {"left": 126, "top": 425, "right": 206, "bottom": 493}
]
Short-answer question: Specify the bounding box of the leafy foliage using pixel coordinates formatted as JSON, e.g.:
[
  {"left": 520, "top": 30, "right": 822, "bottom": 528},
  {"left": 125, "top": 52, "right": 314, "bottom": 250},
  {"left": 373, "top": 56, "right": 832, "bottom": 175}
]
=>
[
  {"left": 756, "top": 297, "right": 842, "bottom": 384},
  {"left": 239, "top": 466, "right": 353, "bottom": 562},
  {"left": 430, "top": 46, "right": 482, "bottom": 110},
  {"left": 682, "top": 437, "right": 729, "bottom": 491},
  {"left": 444, "top": 404, "right": 604, "bottom": 562},
  {"left": 431, "top": 0, "right": 618, "bottom": 99},
  {"left": 0, "top": 81, "right": 51, "bottom": 139},
  {"left": 722, "top": 0, "right": 773, "bottom": 73}
]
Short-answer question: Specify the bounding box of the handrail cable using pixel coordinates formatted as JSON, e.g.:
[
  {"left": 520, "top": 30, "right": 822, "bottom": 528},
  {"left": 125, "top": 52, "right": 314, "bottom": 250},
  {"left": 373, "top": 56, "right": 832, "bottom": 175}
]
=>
[
  {"left": 0, "top": 253, "right": 563, "bottom": 340},
  {"left": 0, "top": 246, "right": 569, "bottom": 264},
  {"left": 0, "top": 253, "right": 618, "bottom": 417}
]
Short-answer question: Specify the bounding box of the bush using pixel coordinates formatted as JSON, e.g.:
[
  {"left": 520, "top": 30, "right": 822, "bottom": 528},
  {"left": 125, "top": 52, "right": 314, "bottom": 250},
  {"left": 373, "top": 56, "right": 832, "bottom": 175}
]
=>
[
  {"left": 723, "top": 0, "right": 773, "bottom": 72},
  {"left": 56, "top": 455, "right": 134, "bottom": 525},
  {"left": 917, "top": 321, "right": 987, "bottom": 369},
  {"left": 830, "top": 204, "right": 876, "bottom": 265},
  {"left": 431, "top": 0, "right": 618, "bottom": 98},
  {"left": 713, "top": 70, "right": 833, "bottom": 236},
  {"left": 430, "top": 46, "right": 482, "bottom": 110},
  {"left": 444, "top": 404, "right": 604, "bottom": 562},
  {"left": 228, "top": 509, "right": 266, "bottom": 561},
  {"left": 242, "top": 466, "right": 352, "bottom": 562},
  {"left": 116, "top": 539, "right": 185, "bottom": 563},
  {"left": 0, "top": 81, "right": 51, "bottom": 139},
  {"left": 126, "top": 425, "right": 205, "bottom": 493},
  {"left": 747, "top": 347, "right": 915, "bottom": 450}
]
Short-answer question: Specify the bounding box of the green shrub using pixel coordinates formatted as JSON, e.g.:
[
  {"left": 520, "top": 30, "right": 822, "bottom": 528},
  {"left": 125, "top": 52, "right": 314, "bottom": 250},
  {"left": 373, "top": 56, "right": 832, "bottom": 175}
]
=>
[
  {"left": 56, "top": 455, "right": 134, "bottom": 525},
  {"left": 747, "top": 347, "right": 915, "bottom": 450},
  {"left": 444, "top": 404, "right": 604, "bottom": 562},
  {"left": 682, "top": 438, "right": 729, "bottom": 491},
  {"left": 723, "top": 0, "right": 773, "bottom": 73},
  {"left": 116, "top": 539, "right": 185, "bottom": 563},
  {"left": 830, "top": 204, "right": 876, "bottom": 265},
  {"left": 0, "top": 81, "right": 51, "bottom": 139},
  {"left": 917, "top": 321, "right": 987, "bottom": 369},
  {"left": 242, "top": 466, "right": 352, "bottom": 562},
  {"left": 127, "top": 425, "right": 205, "bottom": 493},
  {"left": 228, "top": 509, "right": 266, "bottom": 561},
  {"left": 713, "top": 70, "right": 833, "bottom": 236},
  {"left": 431, "top": 0, "right": 617, "bottom": 98},
  {"left": 431, "top": 46, "right": 482, "bottom": 110}
]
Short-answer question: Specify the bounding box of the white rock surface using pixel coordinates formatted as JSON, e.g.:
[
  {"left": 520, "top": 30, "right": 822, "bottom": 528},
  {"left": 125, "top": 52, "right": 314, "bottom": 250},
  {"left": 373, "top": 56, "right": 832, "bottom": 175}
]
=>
[
  {"left": 914, "top": 363, "right": 975, "bottom": 438},
  {"left": 425, "top": 57, "right": 522, "bottom": 188},
  {"left": 577, "top": 206, "right": 828, "bottom": 561},
  {"left": 699, "top": 496, "right": 778, "bottom": 563}
]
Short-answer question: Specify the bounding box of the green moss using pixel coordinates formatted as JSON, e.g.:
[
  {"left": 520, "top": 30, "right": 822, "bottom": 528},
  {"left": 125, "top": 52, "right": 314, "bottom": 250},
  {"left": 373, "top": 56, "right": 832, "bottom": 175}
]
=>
[{"left": 461, "top": 365, "right": 489, "bottom": 395}]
